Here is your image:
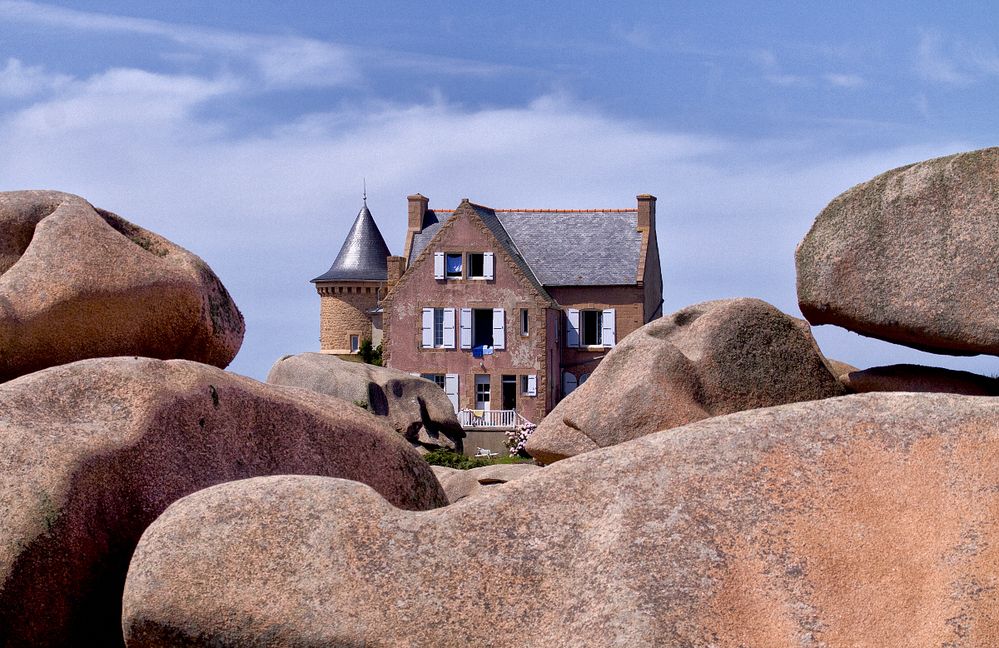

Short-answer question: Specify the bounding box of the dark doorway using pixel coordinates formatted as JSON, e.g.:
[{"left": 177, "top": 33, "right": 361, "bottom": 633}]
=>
[
  {"left": 473, "top": 308, "right": 494, "bottom": 347},
  {"left": 502, "top": 375, "right": 517, "bottom": 410}
]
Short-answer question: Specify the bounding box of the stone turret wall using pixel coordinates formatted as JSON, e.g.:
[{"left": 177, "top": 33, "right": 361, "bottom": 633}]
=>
[{"left": 317, "top": 283, "right": 380, "bottom": 353}]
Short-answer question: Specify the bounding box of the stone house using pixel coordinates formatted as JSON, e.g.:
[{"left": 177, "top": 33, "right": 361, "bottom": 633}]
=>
[{"left": 313, "top": 193, "right": 663, "bottom": 438}]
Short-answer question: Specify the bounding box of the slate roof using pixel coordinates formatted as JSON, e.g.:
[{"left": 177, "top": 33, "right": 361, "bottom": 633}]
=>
[
  {"left": 408, "top": 206, "right": 642, "bottom": 286},
  {"left": 312, "top": 202, "right": 391, "bottom": 282}
]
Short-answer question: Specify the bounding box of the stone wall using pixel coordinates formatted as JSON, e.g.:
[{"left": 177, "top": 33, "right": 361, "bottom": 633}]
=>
[{"left": 317, "top": 283, "right": 378, "bottom": 353}]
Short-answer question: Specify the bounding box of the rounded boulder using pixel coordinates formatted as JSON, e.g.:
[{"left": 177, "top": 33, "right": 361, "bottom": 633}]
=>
[{"left": 0, "top": 190, "right": 243, "bottom": 381}]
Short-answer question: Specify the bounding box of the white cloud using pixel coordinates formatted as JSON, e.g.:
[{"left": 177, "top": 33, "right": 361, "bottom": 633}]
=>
[
  {"left": 8, "top": 68, "right": 238, "bottom": 136},
  {"left": 0, "top": 57, "right": 71, "bottom": 98},
  {"left": 0, "top": 0, "right": 519, "bottom": 90},
  {"left": 824, "top": 73, "right": 864, "bottom": 88},
  {"left": 914, "top": 30, "right": 999, "bottom": 85}
]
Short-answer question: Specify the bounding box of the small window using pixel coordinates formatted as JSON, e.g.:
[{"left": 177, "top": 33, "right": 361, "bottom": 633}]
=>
[
  {"left": 433, "top": 308, "right": 445, "bottom": 347},
  {"left": 468, "top": 253, "right": 485, "bottom": 278},
  {"left": 520, "top": 375, "right": 529, "bottom": 394},
  {"left": 445, "top": 253, "right": 463, "bottom": 278},
  {"left": 350, "top": 335, "right": 360, "bottom": 352},
  {"left": 520, "top": 308, "right": 529, "bottom": 336},
  {"left": 421, "top": 373, "right": 446, "bottom": 389},
  {"left": 581, "top": 310, "right": 603, "bottom": 346}
]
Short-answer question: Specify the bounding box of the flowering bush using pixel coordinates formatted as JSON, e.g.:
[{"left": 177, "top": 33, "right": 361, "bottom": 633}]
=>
[{"left": 505, "top": 421, "right": 536, "bottom": 457}]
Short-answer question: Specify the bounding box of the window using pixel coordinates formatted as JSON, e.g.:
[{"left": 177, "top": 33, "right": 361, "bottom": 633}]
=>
[
  {"left": 468, "top": 253, "right": 484, "bottom": 278},
  {"left": 520, "top": 308, "right": 529, "bottom": 336},
  {"left": 467, "top": 252, "right": 494, "bottom": 279},
  {"left": 350, "top": 335, "right": 360, "bottom": 352},
  {"left": 445, "top": 253, "right": 463, "bottom": 278},
  {"left": 581, "top": 310, "right": 603, "bottom": 346},
  {"left": 421, "top": 308, "right": 455, "bottom": 349},
  {"left": 433, "top": 308, "right": 445, "bottom": 347},
  {"left": 520, "top": 374, "right": 537, "bottom": 396},
  {"left": 421, "top": 373, "right": 447, "bottom": 389},
  {"left": 461, "top": 308, "right": 505, "bottom": 350},
  {"left": 566, "top": 308, "right": 616, "bottom": 348},
  {"left": 472, "top": 308, "right": 494, "bottom": 348}
]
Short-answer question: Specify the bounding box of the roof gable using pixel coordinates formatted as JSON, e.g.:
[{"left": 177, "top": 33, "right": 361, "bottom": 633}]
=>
[{"left": 385, "top": 200, "right": 554, "bottom": 307}]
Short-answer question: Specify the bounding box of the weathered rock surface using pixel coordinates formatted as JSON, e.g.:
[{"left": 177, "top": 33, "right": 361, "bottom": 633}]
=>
[
  {"left": 841, "top": 363, "right": 999, "bottom": 395},
  {"left": 526, "top": 298, "right": 845, "bottom": 463},
  {"left": 797, "top": 147, "right": 999, "bottom": 356},
  {"left": 0, "top": 190, "right": 243, "bottom": 381},
  {"left": 0, "top": 357, "right": 445, "bottom": 648},
  {"left": 432, "top": 463, "right": 541, "bottom": 503},
  {"left": 267, "top": 352, "right": 464, "bottom": 451},
  {"left": 123, "top": 393, "right": 999, "bottom": 647}
]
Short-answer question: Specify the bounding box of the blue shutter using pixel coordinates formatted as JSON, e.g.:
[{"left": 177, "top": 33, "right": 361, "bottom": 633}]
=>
[
  {"left": 421, "top": 308, "right": 433, "bottom": 348},
  {"left": 443, "top": 308, "right": 456, "bottom": 349},
  {"left": 566, "top": 309, "right": 580, "bottom": 348},
  {"left": 602, "top": 309, "right": 616, "bottom": 347},
  {"left": 492, "top": 308, "right": 505, "bottom": 350}
]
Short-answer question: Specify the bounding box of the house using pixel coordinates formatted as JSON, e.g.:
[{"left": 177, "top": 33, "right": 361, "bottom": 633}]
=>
[{"left": 313, "top": 192, "right": 663, "bottom": 444}]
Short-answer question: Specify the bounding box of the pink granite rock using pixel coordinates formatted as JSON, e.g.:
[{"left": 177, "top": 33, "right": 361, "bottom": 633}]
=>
[
  {"left": 123, "top": 393, "right": 999, "bottom": 647},
  {"left": 0, "top": 190, "right": 243, "bottom": 381},
  {"left": 0, "top": 357, "right": 445, "bottom": 647},
  {"left": 797, "top": 147, "right": 999, "bottom": 355}
]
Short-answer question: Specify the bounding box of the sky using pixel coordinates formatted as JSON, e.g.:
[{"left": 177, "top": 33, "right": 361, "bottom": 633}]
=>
[{"left": 1, "top": 1, "right": 998, "bottom": 380}]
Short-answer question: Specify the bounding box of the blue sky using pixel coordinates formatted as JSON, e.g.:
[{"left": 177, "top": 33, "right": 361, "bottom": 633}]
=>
[{"left": 2, "top": 1, "right": 998, "bottom": 380}]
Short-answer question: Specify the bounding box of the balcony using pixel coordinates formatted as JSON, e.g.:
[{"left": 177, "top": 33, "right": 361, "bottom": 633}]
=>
[{"left": 458, "top": 409, "right": 531, "bottom": 430}]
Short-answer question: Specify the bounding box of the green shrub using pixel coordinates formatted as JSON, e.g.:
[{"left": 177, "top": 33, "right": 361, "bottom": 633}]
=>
[
  {"left": 423, "top": 448, "right": 536, "bottom": 470},
  {"left": 359, "top": 339, "right": 382, "bottom": 366}
]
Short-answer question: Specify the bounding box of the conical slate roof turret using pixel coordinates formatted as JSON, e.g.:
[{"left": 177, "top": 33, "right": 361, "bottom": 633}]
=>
[{"left": 311, "top": 201, "right": 392, "bottom": 282}]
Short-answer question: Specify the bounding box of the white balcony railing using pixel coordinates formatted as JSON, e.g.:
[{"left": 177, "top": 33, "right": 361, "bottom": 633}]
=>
[{"left": 458, "top": 409, "right": 528, "bottom": 430}]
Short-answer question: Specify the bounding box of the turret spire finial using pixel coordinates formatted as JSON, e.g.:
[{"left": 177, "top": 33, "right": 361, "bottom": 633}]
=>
[{"left": 363, "top": 178, "right": 367, "bottom": 205}]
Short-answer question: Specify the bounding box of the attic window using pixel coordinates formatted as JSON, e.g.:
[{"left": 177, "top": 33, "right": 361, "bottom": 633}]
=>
[
  {"left": 468, "top": 253, "right": 484, "bottom": 278},
  {"left": 445, "top": 253, "right": 463, "bottom": 278}
]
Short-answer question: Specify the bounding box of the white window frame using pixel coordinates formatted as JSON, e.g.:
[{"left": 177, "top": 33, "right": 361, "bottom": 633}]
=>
[
  {"left": 350, "top": 335, "right": 360, "bottom": 352},
  {"left": 422, "top": 307, "right": 456, "bottom": 349},
  {"left": 445, "top": 253, "right": 463, "bottom": 279}
]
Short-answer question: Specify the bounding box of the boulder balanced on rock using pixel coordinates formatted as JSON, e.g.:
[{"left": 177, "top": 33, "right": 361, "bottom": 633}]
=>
[
  {"left": 526, "top": 298, "right": 845, "bottom": 463},
  {"left": 0, "top": 190, "right": 244, "bottom": 381},
  {"left": 797, "top": 146, "right": 999, "bottom": 356},
  {"left": 0, "top": 357, "right": 445, "bottom": 647},
  {"left": 267, "top": 352, "right": 464, "bottom": 451},
  {"left": 123, "top": 393, "right": 999, "bottom": 647}
]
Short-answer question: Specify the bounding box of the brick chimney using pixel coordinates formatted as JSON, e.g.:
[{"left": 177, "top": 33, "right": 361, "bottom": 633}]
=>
[
  {"left": 386, "top": 255, "right": 406, "bottom": 290},
  {"left": 407, "top": 194, "right": 429, "bottom": 233},
  {"left": 637, "top": 194, "right": 656, "bottom": 230}
]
